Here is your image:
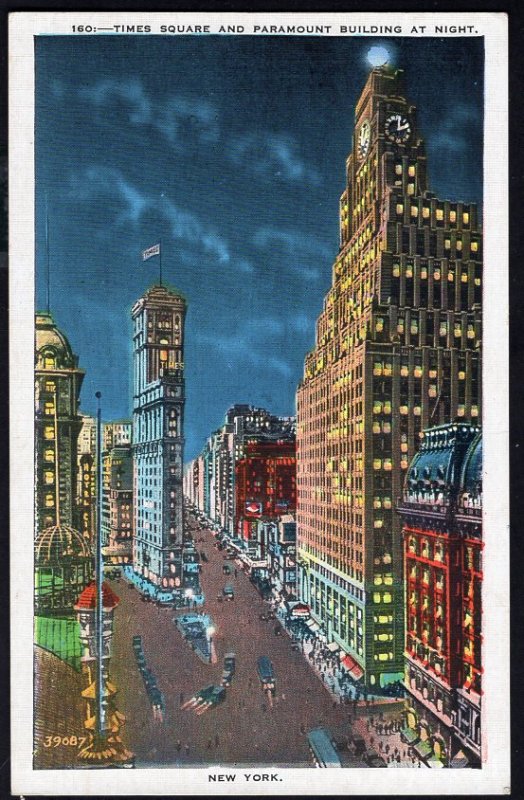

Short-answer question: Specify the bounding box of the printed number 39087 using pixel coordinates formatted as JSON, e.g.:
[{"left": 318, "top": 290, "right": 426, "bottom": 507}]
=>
[{"left": 43, "top": 735, "right": 86, "bottom": 748}]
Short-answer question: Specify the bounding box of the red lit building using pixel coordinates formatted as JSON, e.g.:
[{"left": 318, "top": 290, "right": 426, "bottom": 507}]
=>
[
  {"left": 235, "top": 440, "right": 296, "bottom": 544},
  {"left": 397, "top": 423, "right": 482, "bottom": 767}
]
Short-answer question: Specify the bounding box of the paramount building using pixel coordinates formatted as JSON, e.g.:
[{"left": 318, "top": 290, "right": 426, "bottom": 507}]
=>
[{"left": 296, "top": 65, "right": 482, "bottom": 690}]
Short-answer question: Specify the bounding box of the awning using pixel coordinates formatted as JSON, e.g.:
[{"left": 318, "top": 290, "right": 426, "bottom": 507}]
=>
[
  {"left": 327, "top": 641, "right": 340, "bottom": 653},
  {"left": 400, "top": 726, "right": 420, "bottom": 745},
  {"left": 414, "top": 739, "right": 433, "bottom": 760},
  {"left": 450, "top": 750, "right": 470, "bottom": 768},
  {"left": 286, "top": 601, "right": 310, "bottom": 617},
  {"left": 427, "top": 755, "right": 445, "bottom": 768},
  {"left": 340, "top": 653, "right": 364, "bottom": 680},
  {"left": 306, "top": 619, "right": 320, "bottom": 632}
]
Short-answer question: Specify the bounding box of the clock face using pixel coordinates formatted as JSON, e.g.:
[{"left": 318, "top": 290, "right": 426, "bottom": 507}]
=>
[
  {"left": 358, "top": 119, "right": 371, "bottom": 159},
  {"left": 385, "top": 113, "right": 411, "bottom": 144}
]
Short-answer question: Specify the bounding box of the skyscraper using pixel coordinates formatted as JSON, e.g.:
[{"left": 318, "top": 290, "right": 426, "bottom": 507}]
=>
[
  {"left": 296, "top": 66, "right": 482, "bottom": 690},
  {"left": 35, "top": 312, "right": 85, "bottom": 532},
  {"left": 131, "top": 285, "right": 187, "bottom": 594}
]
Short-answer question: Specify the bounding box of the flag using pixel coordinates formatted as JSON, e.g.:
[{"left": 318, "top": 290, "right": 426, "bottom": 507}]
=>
[{"left": 142, "top": 243, "right": 160, "bottom": 261}]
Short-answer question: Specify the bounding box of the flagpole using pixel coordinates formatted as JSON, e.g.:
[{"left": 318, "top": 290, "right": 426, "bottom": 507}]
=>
[{"left": 159, "top": 238, "right": 163, "bottom": 286}]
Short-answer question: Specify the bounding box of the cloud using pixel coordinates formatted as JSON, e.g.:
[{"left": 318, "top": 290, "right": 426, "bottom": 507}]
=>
[
  {"left": 430, "top": 103, "right": 481, "bottom": 153},
  {"left": 229, "top": 132, "right": 321, "bottom": 186},
  {"left": 79, "top": 78, "right": 219, "bottom": 147},
  {"left": 252, "top": 226, "right": 332, "bottom": 281},
  {"left": 69, "top": 166, "right": 230, "bottom": 263},
  {"left": 290, "top": 312, "right": 314, "bottom": 334},
  {"left": 195, "top": 316, "right": 293, "bottom": 378}
]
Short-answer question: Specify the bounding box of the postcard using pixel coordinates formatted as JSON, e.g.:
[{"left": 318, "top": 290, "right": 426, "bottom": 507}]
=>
[{"left": 9, "top": 10, "right": 509, "bottom": 795}]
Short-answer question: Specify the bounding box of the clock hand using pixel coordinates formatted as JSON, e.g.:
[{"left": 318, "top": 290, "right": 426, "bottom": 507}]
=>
[{"left": 398, "top": 122, "right": 410, "bottom": 131}]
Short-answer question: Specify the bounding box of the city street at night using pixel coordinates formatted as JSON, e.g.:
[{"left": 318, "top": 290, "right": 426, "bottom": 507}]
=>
[{"left": 109, "top": 514, "right": 364, "bottom": 768}]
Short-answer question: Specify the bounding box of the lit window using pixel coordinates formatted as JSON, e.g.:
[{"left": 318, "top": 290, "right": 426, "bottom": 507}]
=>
[
  {"left": 456, "top": 240, "right": 463, "bottom": 251},
  {"left": 44, "top": 354, "right": 56, "bottom": 369},
  {"left": 421, "top": 267, "right": 428, "bottom": 279},
  {"left": 422, "top": 207, "right": 430, "bottom": 219},
  {"left": 373, "top": 592, "right": 381, "bottom": 603},
  {"left": 44, "top": 448, "right": 54, "bottom": 462},
  {"left": 408, "top": 165, "right": 416, "bottom": 177},
  {"left": 411, "top": 206, "right": 418, "bottom": 218},
  {"left": 43, "top": 401, "right": 55, "bottom": 415},
  {"left": 448, "top": 271, "right": 454, "bottom": 282},
  {"left": 450, "top": 210, "right": 457, "bottom": 223},
  {"left": 471, "top": 241, "right": 478, "bottom": 252},
  {"left": 392, "top": 264, "right": 400, "bottom": 277},
  {"left": 45, "top": 493, "right": 54, "bottom": 508},
  {"left": 444, "top": 239, "right": 451, "bottom": 250},
  {"left": 461, "top": 272, "right": 468, "bottom": 283},
  {"left": 44, "top": 425, "right": 54, "bottom": 440},
  {"left": 395, "top": 163, "right": 402, "bottom": 175},
  {"left": 436, "top": 208, "right": 444, "bottom": 221},
  {"left": 407, "top": 183, "right": 415, "bottom": 195},
  {"left": 396, "top": 203, "right": 404, "bottom": 214},
  {"left": 463, "top": 212, "right": 470, "bottom": 224},
  {"left": 434, "top": 270, "right": 441, "bottom": 281},
  {"left": 44, "top": 381, "right": 55, "bottom": 392},
  {"left": 383, "top": 593, "right": 392, "bottom": 603},
  {"left": 44, "top": 470, "right": 54, "bottom": 485}
]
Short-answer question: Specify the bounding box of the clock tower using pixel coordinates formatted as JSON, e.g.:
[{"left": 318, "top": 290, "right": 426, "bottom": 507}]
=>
[{"left": 297, "top": 65, "right": 482, "bottom": 690}]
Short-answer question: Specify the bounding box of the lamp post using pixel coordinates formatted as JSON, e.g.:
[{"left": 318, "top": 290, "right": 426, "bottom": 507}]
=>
[
  {"left": 95, "top": 391, "right": 106, "bottom": 737},
  {"left": 206, "top": 625, "right": 215, "bottom": 663}
]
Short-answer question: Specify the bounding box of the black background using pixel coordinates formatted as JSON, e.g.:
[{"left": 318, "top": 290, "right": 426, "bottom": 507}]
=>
[{"left": 0, "top": 1, "right": 520, "bottom": 799}]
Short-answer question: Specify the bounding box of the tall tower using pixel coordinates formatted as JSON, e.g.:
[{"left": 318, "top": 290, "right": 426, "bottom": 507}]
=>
[
  {"left": 296, "top": 66, "right": 482, "bottom": 690},
  {"left": 35, "top": 312, "right": 85, "bottom": 532},
  {"left": 131, "top": 285, "right": 187, "bottom": 593}
]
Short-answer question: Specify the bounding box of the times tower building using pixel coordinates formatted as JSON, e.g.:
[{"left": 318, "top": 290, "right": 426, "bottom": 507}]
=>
[
  {"left": 296, "top": 66, "right": 482, "bottom": 690},
  {"left": 132, "top": 284, "right": 187, "bottom": 593}
]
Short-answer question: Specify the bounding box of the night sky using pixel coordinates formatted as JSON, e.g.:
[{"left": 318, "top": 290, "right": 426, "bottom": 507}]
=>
[{"left": 35, "top": 35, "right": 484, "bottom": 460}]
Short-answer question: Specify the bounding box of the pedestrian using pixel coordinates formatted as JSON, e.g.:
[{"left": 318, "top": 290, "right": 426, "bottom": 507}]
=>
[
  {"left": 185, "top": 743, "right": 190, "bottom": 756},
  {"left": 176, "top": 739, "right": 181, "bottom": 753},
  {"left": 207, "top": 738, "right": 212, "bottom": 749},
  {"left": 215, "top": 734, "right": 220, "bottom": 747},
  {"left": 179, "top": 691, "right": 184, "bottom": 707}
]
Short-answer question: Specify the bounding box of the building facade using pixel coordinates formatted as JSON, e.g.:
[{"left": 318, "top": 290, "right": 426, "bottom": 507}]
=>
[
  {"left": 76, "top": 413, "right": 96, "bottom": 544},
  {"left": 235, "top": 439, "right": 296, "bottom": 543},
  {"left": 131, "top": 285, "right": 187, "bottom": 592},
  {"left": 34, "top": 312, "right": 92, "bottom": 616},
  {"left": 101, "top": 421, "right": 132, "bottom": 561},
  {"left": 35, "top": 312, "right": 85, "bottom": 532},
  {"left": 184, "top": 405, "right": 295, "bottom": 538},
  {"left": 398, "top": 423, "right": 482, "bottom": 767},
  {"left": 296, "top": 65, "right": 482, "bottom": 689}
]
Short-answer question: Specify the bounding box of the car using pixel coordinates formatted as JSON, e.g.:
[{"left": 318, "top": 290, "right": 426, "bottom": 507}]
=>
[
  {"left": 350, "top": 734, "right": 366, "bottom": 757},
  {"left": 363, "top": 748, "right": 387, "bottom": 767},
  {"left": 223, "top": 584, "right": 235, "bottom": 600},
  {"left": 223, "top": 564, "right": 232, "bottom": 575},
  {"left": 332, "top": 734, "right": 350, "bottom": 752},
  {"left": 132, "top": 635, "right": 142, "bottom": 646}
]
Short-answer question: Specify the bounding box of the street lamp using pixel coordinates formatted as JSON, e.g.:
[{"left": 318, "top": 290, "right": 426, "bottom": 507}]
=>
[{"left": 206, "top": 625, "right": 215, "bottom": 662}]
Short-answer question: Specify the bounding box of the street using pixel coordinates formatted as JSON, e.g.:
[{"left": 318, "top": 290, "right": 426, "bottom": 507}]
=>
[{"left": 109, "top": 514, "right": 361, "bottom": 767}]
